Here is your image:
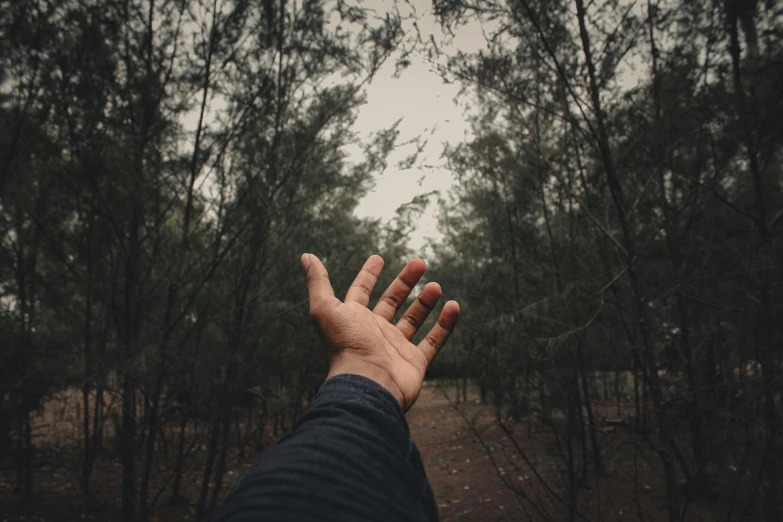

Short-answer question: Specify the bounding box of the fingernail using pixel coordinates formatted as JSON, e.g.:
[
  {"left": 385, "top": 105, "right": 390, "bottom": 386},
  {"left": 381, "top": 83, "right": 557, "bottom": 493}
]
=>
[{"left": 301, "top": 253, "right": 311, "bottom": 270}]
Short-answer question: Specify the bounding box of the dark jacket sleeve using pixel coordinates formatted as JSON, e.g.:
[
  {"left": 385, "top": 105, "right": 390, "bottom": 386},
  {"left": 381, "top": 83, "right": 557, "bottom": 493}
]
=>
[{"left": 214, "top": 374, "right": 439, "bottom": 522}]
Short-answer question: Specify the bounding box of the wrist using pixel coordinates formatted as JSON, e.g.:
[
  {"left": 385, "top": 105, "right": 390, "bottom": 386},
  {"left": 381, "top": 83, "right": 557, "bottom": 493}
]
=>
[{"left": 327, "top": 356, "right": 404, "bottom": 408}]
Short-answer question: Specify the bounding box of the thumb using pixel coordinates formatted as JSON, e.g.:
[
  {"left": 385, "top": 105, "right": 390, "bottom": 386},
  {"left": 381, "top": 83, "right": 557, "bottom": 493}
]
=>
[{"left": 301, "top": 253, "right": 335, "bottom": 309}]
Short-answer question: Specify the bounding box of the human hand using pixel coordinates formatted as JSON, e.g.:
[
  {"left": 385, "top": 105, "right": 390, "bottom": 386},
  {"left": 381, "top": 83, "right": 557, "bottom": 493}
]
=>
[{"left": 301, "top": 253, "right": 460, "bottom": 411}]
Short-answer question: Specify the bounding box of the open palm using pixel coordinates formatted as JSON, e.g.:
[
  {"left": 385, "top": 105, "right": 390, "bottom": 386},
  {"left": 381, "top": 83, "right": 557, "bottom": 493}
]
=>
[{"left": 302, "top": 253, "right": 460, "bottom": 411}]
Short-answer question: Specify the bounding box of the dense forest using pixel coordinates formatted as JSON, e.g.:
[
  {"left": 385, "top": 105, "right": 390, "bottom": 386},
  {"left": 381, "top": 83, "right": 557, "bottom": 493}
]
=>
[{"left": 1, "top": 0, "right": 782, "bottom": 521}]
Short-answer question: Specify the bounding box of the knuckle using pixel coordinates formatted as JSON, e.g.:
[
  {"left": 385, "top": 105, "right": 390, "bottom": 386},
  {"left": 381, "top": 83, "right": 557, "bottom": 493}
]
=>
[
  {"left": 418, "top": 298, "right": 434, "bottom": 311},
  {"left": 380, "top": 294, "right": 400, "bottom": 308},
  {"left": 353, "top": 281, "right": 374, "bottom": 295},
  {"left": 401, "top": 313, "right": 418, "bottom": 328}
]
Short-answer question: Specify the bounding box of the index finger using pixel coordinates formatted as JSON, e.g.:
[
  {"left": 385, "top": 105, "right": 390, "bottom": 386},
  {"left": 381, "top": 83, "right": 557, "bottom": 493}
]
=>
[
  {"left": 302, "top": 253, "right": 335, "bottom": 309},
  {"left": 345, "top": 255, "right": 384, "bottom": 307}
]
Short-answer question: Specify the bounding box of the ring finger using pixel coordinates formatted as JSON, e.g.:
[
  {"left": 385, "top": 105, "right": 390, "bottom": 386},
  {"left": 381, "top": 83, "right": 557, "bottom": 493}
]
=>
[{"left": 396, "top": 282, "right": 442, "bottom": 340}]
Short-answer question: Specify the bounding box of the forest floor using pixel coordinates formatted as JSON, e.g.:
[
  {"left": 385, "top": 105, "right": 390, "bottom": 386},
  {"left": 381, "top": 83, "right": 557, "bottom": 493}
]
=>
[
  {"left": 408, "top": 383, "right": 528, "bottom": 521},
  {"left": 0, "top": 381, "right": 714, "bottom": 522},
  {"left": 409, "top": 383, "right": 689, "bottom": 522}
]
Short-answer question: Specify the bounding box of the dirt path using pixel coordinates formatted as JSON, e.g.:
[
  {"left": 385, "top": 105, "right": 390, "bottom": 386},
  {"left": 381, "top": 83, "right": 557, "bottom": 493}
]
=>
[{"left": 408, "top": 384, "right": 525, "bottom": 521}]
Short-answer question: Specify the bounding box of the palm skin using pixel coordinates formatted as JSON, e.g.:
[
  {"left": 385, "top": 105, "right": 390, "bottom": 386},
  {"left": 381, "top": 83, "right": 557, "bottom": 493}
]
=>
[{"left": 302, "top": 253, "right": 460, "bottom": 411}]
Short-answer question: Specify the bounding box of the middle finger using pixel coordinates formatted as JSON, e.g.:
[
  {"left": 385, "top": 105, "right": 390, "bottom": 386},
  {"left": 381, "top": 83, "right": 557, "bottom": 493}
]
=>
[{"left": 372, "top": 259, "right": 426, "bottom": 322}]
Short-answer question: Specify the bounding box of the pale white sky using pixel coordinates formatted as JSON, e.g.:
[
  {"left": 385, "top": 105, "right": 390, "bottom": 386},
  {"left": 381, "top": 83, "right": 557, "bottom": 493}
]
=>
[
  {"left": 348, "top": 0, "right": 487, "bottom": 254},
  {"left": 348, "top": 0, "right": 651, "bottom": 255}
]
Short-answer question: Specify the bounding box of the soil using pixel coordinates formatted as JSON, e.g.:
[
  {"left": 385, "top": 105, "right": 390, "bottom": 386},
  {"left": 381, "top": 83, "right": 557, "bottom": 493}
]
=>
[
  {"left": 408, "top": 384, "right": 527, "bottom": 521},
  {"left": 0, "top": 382, "right": 715, "bottom": 522}
]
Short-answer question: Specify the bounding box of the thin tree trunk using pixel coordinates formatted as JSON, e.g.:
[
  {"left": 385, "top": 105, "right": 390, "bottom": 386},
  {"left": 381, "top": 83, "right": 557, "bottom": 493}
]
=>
[
  {"left": 565, "top": 371, "right": 578, "bottom": 522},
  {"left": 13, "top": 202, "right": 38, "bottom": 503},
  {"left": 92, "top": 309, "right": 111, "bottom": 459},
  {"left": 633, "top": 356, "right": 641, "bottom": 431},
  {"left": 82, "top": 287, "right": 94, "bottom": 510},
  {"left": 23, "top": 412, "right": 32, "bottom": 501},
  {"left": 207, "top": 409, "right": 233, "bottom": 516},
  {"left": 577, "top": 342, "right": 602, "bottom": 473},
  {"left": 139, "top": 380, "right": 162, "bottom": 522},
  {"left": 641, "top": 365, "right": 648, "bottom": 431},
  {"left": 81, "top": 207, "right": 98, "bottom": 511},
  {"left": 257, "top": 400, "right": 268, "bottom": 451},
  {"left": 120, "top": 378, "right": 138, "bottom": 522},
  {"left": 194, "top": 409, "right": 221, "bottom": 522},
  {"left": 575, "top": 373, "right": 589, "bottom": 486},
  {"left": 526, "top": 365, "right": 533, "bottom": 438},
  {"left": 539, "top": 376, "right": 549, "bottom": 426},
  {"left": 121, "top": 204, "right": 141, "bottom": 522},
  {"left": 169, "top": 409, "right": 189, "bottom": 504},
  {"left": 678, "top": 298, "right": 710, "bottom": 497}
]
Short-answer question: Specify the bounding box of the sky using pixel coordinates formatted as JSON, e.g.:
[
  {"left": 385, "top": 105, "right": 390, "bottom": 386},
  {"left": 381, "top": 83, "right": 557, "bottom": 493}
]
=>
[
  {"left": 184, "top": 0, "right": 649, "bottom": 256},
  {"left": 348, "top": 0, "right": 487, "bottom": 254},
  {"left": 183, "top": 0, "right": 487, "bottom": 256},
  {"left": 347, "top": 0, "right": 652, "bottom": 255}
]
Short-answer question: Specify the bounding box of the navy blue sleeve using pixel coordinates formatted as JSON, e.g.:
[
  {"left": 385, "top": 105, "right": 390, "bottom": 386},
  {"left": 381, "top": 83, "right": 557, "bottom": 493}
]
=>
[{"left": 214, "top": 374, "right": 439, "bottom": 522}]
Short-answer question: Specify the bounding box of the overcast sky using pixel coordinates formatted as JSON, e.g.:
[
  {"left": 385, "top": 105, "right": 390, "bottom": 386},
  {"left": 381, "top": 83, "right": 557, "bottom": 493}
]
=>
[
  {"left": 347, "top": 0, "right": 651, "bottom": 256},
  {"left": 348, "top": 0, "right": 486, "bottom": 254}
]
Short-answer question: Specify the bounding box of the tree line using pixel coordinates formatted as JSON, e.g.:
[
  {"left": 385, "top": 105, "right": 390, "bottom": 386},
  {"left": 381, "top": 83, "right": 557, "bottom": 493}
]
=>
[
  {"left": 425, "top": 0, "right": 783, "bottom": 520},
  {"left": 1, "top": 1, "right": 414, "bottom": 520}
]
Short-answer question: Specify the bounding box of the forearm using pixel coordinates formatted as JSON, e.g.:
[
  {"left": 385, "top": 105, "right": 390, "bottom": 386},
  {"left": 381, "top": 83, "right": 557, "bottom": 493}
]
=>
[{"left": 214, "top": 374, "right": 438, "bottom": 522}]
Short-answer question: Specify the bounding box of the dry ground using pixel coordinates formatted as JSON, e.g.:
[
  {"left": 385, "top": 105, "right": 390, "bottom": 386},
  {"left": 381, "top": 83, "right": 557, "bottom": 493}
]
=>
[{"left": 1, "top": 382, "right": 719, "bottom": 521}]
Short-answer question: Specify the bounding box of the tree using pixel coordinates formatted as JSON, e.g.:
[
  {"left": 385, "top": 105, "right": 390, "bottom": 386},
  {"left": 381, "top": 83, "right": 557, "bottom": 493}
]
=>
[
  {"left": 0, "top": 1, "right": 412, "bottom": 520},
  {"left": 428, "top": 0, "right": 783, "bottom": 519}
]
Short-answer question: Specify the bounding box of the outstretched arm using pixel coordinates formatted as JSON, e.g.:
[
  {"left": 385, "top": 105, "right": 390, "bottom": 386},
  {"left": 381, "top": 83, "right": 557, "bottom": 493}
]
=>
[{"left": 215, "top": 254, "right": 460, "bottom": 522}]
